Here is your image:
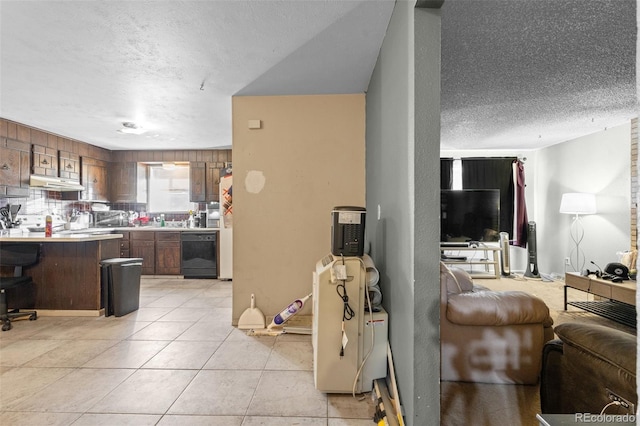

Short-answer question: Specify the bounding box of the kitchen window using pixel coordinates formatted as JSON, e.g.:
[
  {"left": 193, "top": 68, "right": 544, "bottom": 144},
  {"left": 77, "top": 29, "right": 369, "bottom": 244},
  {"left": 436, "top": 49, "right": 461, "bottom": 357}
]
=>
[{"left": 147, "top": 163, "right": 197, "bottom": 213}]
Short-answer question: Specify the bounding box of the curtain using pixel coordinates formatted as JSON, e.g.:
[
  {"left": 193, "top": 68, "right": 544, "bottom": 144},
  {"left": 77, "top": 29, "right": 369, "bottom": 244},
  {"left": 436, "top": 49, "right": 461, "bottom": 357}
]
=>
[
  {"left": 440, "top": 158, "right": 454, "bottom": 190},
  {"left": 513, "top": 159, "right": 528, "bottom": 247},
  {"left": 461, "top": 157, "right": 516, "bottom": 238}
]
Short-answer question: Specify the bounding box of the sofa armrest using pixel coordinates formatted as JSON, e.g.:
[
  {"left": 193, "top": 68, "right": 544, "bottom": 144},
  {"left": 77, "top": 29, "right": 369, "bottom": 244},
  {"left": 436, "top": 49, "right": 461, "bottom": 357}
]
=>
[
  {"left": 554, "top": 322, "right": 636, "bottom": 375},
  {"left": 447, "top": 290, "right": 552, "bottom": 326}
]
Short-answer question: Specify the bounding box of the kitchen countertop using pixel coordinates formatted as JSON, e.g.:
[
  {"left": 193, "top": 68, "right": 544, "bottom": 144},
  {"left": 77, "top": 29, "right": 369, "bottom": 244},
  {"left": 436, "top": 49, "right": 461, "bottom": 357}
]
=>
[
  {"left": 0, "top": 225, "right": 220, "bottom": 241},
  {"left": 0, "top": 232, "right": 124, "bottom": 242}
]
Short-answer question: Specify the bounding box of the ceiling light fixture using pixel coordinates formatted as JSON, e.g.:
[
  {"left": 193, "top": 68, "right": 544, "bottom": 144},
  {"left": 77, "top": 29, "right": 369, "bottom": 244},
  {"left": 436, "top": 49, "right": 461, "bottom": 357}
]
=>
[{"left": 118, "top": 121, "right": 147, "bottom": 135}]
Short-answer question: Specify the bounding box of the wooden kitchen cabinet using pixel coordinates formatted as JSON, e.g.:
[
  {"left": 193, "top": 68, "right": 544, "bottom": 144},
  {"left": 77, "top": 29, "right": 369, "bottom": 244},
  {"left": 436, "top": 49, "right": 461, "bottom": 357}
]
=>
[
  {"left": 190, "top": 161, "right": 223, "bottom": 202},
  {"left": 119, "top": 231, "right": 130, "bottom": 258},
  {"left": 155, "top": 232, "right": 181, "bottom": 275},
  {"left": 0, "top": 138, "right": 30, "bottom": 197},
  {"left": 31, "top": 144, "right": 58, "bottom": 177},
  {"left": 130, "top": 231, "right": 155, "bottom": 275},
  {"left": 110, "top": 161, "right": 138, "bottom": 202},
  {"left": 59, "top": 150, "right": 80, "bottom": 181},
  {"left": 81, "top": 157, "right": 109, "bottom": 202},
  {"left": 206, "top": 163, "right": 221, "bottom": 202},
  {"left": 189, "top": 161, "right": 206, "bottom": 202}
]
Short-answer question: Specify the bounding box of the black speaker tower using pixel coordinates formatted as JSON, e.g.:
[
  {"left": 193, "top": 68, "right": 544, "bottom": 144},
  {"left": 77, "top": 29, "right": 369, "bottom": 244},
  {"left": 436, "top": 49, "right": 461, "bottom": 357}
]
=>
[{"left": 524, "top": 221, "right": 540, "bottom": 278}]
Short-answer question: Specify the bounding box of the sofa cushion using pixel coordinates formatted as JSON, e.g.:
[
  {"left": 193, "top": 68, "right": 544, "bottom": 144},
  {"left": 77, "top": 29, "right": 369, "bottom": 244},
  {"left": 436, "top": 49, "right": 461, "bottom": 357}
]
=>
[{"left": 447, "top": 290, "right": 552, "bottom": 326}]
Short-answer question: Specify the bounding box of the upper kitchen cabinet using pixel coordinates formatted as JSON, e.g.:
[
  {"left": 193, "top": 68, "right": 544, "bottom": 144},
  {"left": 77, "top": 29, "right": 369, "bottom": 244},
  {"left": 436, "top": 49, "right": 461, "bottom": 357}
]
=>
[
  {"left": 189, "top": 159, "right": 227, "bottom": 202},
  {"left": 0, "top": 138, "right": 30, "bottom": 197},
  {"left": 58, "top": 150, "right": 80, "bottom": 181},
  {"left": 80, "top": 157, "right": 109, "bottom": 202},
  {"left": 189, "top": 161, "right": 206, "bottom": 202},
  {"left": 110, "top": 161, "right": 144, "bottom": 203},
  {"left": 206, "top": 163, "right": 221, "bottom": 202},
  {"left": 31, "top": 144, "right": 58, "bottom": 177}
]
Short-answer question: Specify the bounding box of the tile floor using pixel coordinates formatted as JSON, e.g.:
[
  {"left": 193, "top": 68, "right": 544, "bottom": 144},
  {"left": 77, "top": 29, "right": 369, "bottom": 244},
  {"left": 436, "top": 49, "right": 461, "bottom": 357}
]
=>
[{"left": 0, "top": 278, "right": 375, "bottom": 425}]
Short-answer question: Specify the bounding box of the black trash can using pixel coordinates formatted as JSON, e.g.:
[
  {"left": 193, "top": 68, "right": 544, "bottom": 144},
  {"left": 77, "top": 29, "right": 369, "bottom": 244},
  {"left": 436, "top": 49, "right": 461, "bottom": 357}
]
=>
[{"left": 100, "top": 258, "right": 143, "bottom": 317}]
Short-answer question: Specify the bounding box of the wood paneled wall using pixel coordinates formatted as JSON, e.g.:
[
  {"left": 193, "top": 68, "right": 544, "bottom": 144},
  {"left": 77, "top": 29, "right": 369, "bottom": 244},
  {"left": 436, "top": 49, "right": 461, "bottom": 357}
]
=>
[
  {"left": 1, "top": 118, "right": 231, "bottom": 165},
  {"left": 1, "top": 118, "right": 111, "bottom": 161}
]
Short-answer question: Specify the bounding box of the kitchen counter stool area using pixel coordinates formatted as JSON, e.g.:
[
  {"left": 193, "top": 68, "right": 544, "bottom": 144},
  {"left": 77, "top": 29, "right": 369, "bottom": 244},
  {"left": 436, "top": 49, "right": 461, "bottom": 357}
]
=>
[{"left": 0, "top": 234, "right": 122, "bottom": 316}]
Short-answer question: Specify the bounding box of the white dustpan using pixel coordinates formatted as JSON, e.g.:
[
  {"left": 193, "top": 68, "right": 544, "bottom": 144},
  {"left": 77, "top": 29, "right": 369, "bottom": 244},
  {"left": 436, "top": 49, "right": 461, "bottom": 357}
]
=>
[{"left": 238, "top": 294, "right": 266, "bottom": 330}]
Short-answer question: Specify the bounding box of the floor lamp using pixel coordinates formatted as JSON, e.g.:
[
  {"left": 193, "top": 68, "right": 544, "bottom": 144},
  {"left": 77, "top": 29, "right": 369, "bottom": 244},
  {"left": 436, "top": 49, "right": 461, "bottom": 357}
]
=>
[{"left": 559, "top": 192, "right": 597, "bottom": 273}]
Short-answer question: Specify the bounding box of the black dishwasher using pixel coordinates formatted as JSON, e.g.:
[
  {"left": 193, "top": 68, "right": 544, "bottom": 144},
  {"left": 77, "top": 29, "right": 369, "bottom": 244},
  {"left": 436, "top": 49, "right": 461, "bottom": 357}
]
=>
[{"left": 181, "top": 232, "right": 218, "bottom": 278}]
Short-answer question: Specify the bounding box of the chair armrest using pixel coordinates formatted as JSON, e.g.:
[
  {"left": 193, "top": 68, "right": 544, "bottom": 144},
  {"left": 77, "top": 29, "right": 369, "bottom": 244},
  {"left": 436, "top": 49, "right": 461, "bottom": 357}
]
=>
[{"left": 447, "top": 290, "right": 552, "bottom": 326}]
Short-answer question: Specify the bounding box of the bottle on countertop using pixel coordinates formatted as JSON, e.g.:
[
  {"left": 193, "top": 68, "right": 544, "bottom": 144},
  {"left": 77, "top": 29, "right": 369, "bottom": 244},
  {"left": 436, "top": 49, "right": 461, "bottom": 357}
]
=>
[
  {"left": 160, "top": 214, "right": 165, "bottom": 227},
  {"left": 45, "top": 215, "right": 53, "bottom": 237}
]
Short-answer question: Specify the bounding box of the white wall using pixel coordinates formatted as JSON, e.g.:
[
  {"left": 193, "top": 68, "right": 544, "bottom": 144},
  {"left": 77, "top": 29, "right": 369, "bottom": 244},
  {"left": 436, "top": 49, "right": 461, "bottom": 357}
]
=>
[{"left": 536, "top": 123, "right": 632, "bottom": 275}]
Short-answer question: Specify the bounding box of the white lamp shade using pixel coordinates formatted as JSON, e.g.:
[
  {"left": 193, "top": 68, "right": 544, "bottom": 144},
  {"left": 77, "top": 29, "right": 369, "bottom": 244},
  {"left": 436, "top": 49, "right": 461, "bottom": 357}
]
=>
[{"left": 559, "top": 193, "right": 597, "bottom": 215}]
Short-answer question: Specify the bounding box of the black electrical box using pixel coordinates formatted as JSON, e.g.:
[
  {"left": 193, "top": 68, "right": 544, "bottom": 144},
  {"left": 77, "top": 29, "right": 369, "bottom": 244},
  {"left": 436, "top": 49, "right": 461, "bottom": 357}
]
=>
[{"left": 331, "top": 206, "right": 366, "bottom": 257}]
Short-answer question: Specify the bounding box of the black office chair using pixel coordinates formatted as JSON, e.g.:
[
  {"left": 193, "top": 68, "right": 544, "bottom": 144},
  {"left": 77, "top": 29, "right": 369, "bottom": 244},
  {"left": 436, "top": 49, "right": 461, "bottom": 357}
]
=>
[{"left": 0, "top": 243, "right": 39, "bottom": 331}]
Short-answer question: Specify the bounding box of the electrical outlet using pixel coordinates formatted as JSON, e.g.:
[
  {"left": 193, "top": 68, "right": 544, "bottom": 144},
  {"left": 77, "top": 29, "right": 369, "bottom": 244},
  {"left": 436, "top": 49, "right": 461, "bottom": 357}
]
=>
[
  {"left": 606, "top": 388, "right": 635, "bottom": 413},
  {"left": 565, "top": 257, "right": 571, "bottom": 265}
]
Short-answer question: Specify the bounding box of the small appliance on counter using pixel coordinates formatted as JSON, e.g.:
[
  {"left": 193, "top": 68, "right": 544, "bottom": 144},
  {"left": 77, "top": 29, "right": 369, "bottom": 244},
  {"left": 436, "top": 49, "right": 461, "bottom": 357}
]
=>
[{"left": 94, "top": 210, "right": 129, "bottom": 227}]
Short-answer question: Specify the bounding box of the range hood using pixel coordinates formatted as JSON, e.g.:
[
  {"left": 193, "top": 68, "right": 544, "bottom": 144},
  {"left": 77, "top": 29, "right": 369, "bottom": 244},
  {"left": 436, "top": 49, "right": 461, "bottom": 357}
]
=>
[{"left": 29, "top": 175, "right": 85, "bottom": 191}]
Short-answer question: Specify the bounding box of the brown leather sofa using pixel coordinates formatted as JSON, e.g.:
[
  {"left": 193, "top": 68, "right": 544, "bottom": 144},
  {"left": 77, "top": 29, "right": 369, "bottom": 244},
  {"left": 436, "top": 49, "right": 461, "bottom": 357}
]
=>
[
  {"left": 440, "top": 262, "right": 554, "bottom": 384},
  {"left": 540, "top": 322, "right": 637, "bottom": 415}
]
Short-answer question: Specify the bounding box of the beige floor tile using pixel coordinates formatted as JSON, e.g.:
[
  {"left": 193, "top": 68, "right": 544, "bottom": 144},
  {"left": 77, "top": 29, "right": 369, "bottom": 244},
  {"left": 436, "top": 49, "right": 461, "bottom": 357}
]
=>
[
  {"left": 23, "top": 339, "right": 118, "bottom": 367},
  {"left": 168, "top": 369, "right": 262, "bottom": 416},
  {"left": 0, "top": 411, "right": 82, "bottom": 425},
  {"left": 30, "top": 318, "right": 152, "bottom": 341},
  {"left": 72, "top": 413, "right": 162, "bottom": 425},
  {"left": 0, "top": 339, "right": 66, "bottom": 366},
  {"left": 242, "top": 417, "right": 327, "bottom": 426},
  {"left": 194, "top": 307, "right": 234, "bottom": 324},
  {"left": 127, "top": 321, "right": 194, "bottom": 340},
  {"left": 157, "top": 307, "right": 211, "bottom": 322},
  {"left": 82, "top": 340, "right": 169, "bottom": 368},
  {"left": 7, "top": 368, "right": 134, "bottom": 412},
  {"left": 247, "top": 370, "right": 327, "bottom": 417},
  {"left": 124, "top": 307, "right": 175, "bottom": 322},
  {"left": 327, "top": 394, "right": 375, "bottom": 419},
  {"left": 89, "top": 369, "right": 198, "bottom": 414},
  {"left": 176, "top": 321, "right": 234, "bottom": 341},
  {"left": 146, "top": 294, "right": 198, "bottom": 308},
  {"left": 157, "top": 414, "right": 244, "bottom": 425},
  {"left": 0, "top": 367, "right": 73, "bottom": 407},
  {"left": 0, "top": 316, "right": 76, "bottom": 340},
  {"left": 264, "top": 340, "right": 314, "bottom": 371},
  {"left": 328, "top": 419, "right": 374, "bottom": 426},
  {"left": 143, "top": 340, "right": 223, "bottom": 369},
  {"left": 203, "top": 339, "right": 274, "bottom": 370},
  {"left": 181, "top": 296, "right": 229, "bottom": 308}
]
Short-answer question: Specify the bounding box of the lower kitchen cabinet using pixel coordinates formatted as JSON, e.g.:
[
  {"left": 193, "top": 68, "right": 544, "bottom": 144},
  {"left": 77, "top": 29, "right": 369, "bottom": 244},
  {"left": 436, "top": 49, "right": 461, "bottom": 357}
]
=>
[
  {"left": 155, "top": 231, "right": 181, "bottom": 275},
  {"left": 130, "top": 231, "right": 155, "bottom": 275},
  {"left": 128, "top": 230, "right": 182, "bottom": 275}
]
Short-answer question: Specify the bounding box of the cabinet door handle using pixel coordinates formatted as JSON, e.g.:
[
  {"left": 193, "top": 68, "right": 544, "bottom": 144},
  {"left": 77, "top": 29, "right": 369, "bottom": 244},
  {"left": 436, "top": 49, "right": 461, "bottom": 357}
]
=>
[
  {"left": 1, "top": 164, "right": 8, "bottom": 170},
  {"left": 41, "top": 158, "right": 49, "bottom": 165},
  {"left": 66, "top": 163, "right": 73, "bottom": 169},
  {"left": 93, "top": 178, "right": 98, "bottom": 183}
]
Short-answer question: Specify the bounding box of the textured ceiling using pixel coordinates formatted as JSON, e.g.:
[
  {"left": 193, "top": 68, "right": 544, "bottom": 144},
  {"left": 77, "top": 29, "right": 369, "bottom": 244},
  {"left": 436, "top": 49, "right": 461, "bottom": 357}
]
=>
[
  {"left": 0, "top": 1, "right": 637, "bottom": 152},
  {"left": 0, "top": 0, "right": 394, "bottom": 150},
  {"left": 441, "top": 0, "right": 638, "bottom": 151}
]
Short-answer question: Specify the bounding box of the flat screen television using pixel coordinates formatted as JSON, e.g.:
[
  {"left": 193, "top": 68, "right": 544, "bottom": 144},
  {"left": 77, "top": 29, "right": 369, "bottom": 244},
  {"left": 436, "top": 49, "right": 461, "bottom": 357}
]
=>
[{"left": 440, "top": 189, "right": 500, "bottom": 242}]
